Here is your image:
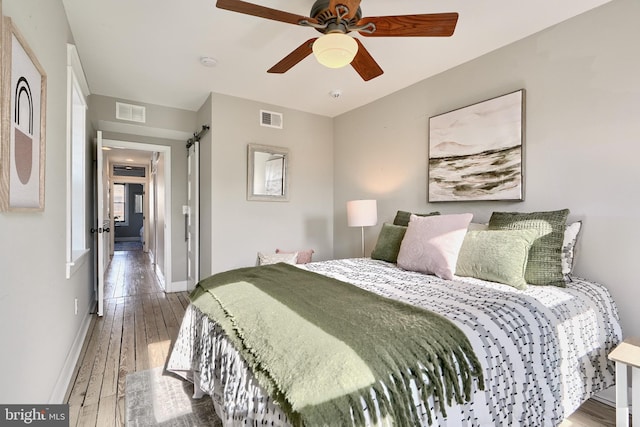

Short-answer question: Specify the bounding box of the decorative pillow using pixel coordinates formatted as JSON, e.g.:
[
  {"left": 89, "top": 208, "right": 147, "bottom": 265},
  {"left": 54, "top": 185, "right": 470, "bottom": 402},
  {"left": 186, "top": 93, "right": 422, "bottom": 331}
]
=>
[
  {"left": 467, "top": 222, "right": 489, "bottom": 231},
  {"left": 258, "top": 252, "right": 298, "bottom": 266},
  {"left": 371, "top": 223, "right": 407, "bottom": 263},
  {"left": 561, "top": 221, "right": 582, "bottom": 275},
  {"left": 456, "top": 229, "right": 539, "bottom": 290},
  {"left": 276, "top": 248, "right": 314, "bottom": 264},
  {"left": 488, "top": 209, "right": 569, "bottom": 286},
  {"left": 393, "top": 210, "right": 440, "bottom": 227},
  {"left": 397, "top": 213, "right": 473, "bottom": 280}
]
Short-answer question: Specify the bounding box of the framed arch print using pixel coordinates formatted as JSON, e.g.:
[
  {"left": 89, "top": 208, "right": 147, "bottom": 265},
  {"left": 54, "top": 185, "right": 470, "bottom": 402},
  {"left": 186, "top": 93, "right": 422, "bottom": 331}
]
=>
[{"left": 1, "top": 17, "right": 47, "bottom": 211}]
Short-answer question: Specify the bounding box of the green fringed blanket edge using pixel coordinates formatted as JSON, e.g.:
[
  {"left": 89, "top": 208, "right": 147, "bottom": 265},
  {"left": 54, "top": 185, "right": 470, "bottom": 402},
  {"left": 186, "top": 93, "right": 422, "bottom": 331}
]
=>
[{"left": 190, "top": 263, "right": 484, "bottom": 426}]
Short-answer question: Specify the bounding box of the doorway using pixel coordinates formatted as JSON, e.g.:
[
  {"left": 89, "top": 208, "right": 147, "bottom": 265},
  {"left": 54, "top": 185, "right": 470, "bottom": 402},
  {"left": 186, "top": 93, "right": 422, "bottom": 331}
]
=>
[
  {"left": 112, "top": 181, "right": 145, "bottom": 252},
  {"left": 96, "top": 138, "right": 173, "bottom": 316}
]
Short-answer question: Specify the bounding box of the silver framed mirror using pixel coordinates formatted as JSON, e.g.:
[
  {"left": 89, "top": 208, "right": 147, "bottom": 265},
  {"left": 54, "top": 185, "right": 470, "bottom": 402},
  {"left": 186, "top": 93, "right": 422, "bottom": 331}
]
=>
[{"left": 247, "top": 144, "right": 289, "bottom": 201}]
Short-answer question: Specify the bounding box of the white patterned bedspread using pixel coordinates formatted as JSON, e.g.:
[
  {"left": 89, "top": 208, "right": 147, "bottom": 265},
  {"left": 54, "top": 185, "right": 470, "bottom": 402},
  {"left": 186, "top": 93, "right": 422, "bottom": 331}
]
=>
[{"left": 167, "top": 258, "right": 622, "bottom": 426}]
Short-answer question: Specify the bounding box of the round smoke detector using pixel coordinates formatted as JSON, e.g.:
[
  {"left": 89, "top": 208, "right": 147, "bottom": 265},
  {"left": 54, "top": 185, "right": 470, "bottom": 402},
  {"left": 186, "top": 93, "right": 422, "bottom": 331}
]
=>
[{"left": 200, "top": 56, "right": 218, "bottom": 67}]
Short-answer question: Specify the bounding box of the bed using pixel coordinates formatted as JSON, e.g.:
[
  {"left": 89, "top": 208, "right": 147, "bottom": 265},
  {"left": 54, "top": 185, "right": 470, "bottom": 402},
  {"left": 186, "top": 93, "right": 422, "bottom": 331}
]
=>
[{"left": 167, "top": 256, "right": 622, "bottom": 426}]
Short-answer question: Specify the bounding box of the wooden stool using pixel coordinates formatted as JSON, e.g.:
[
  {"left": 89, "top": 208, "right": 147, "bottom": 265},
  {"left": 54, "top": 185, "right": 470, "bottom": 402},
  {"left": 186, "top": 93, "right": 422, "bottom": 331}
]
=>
[{"left": 609, "top": 337, "right": 640, "bottom": 426}]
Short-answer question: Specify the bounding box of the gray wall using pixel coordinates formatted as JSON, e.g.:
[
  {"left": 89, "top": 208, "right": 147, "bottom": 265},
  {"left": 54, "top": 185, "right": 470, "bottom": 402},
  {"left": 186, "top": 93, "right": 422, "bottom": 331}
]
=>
[
  {"left": 206, "top": 93, "right": 334, "bottom": 273},
  {"left": 0, "top": 0, "right": 94, "bottom": 403},
  {"left": 333, "top": 0, "right": 640, "bottom": 338}
]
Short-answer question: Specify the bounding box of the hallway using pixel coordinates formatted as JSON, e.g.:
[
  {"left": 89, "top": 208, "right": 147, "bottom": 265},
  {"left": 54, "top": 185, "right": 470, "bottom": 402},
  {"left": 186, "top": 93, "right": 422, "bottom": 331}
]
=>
[{"left": 66, "top": 249, "right": 190, "bottom": 426}]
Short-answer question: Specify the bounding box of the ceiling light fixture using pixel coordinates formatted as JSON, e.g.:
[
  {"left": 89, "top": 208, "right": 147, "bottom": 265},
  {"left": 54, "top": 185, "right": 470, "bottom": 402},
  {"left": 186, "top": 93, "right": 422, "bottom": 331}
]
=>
[{"left": 312, "top": 33, "right": 358, "bottom": 69}]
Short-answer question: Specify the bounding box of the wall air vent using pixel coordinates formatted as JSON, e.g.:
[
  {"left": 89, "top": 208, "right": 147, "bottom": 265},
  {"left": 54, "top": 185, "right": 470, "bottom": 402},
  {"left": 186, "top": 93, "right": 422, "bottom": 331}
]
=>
[
  {"left": 116, "top": 102, "right": 146, "bottom": 123},
  {"left": 260, "top": 110, "right": 283, "bottom": 129}
]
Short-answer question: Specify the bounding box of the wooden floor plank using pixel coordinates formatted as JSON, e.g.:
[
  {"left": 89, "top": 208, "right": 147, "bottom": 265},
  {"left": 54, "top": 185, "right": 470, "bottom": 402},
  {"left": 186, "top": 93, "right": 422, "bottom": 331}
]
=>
[
  {"left": 67, "top": 315, "right": 102, "bottom": 407},
  {"left": 67, "top": 247, "right": 615, "bottom": 426},
  {"left": 100, "top": 300, "right": 124, "bottom": 399},
  {"left": 157, "top": 293, "right": 181, "bottom": 342},
  {"left": 68, "top": 403, "right": 81, "bottom": 427},
  {"left": 76, "top": 402, "right": 99, "bottom": 427},
  {"left": 63, "top": 314, "right": 97, "bottom": 404},
  {"left": 83, "top": 301, "right": 116, "bottom": 406},
  {"left": 167, "top": 292, "right": 187, "bottom": 323},
  {"left": 95, "top": 394, "right": 117, "bottom": 427},
  {"left": 133, "top": 295, "right": 150, "bottom": 372},
  {"left": 116, "top": 297, "right": 136, "bottom": 426}
]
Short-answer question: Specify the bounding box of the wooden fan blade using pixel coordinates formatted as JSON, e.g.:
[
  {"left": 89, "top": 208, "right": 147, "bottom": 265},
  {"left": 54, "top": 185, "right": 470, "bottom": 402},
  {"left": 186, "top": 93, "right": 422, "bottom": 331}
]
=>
[
  {"left": 328, "top": 0, "right": 362, "bottom": 21},
  {"left": 357, "top": 12, "right": 458, "bottom": 37},
  {"left": 350, "top": 39, "right": 383, "bottom": 81},
  {"left": 216, "top": 0, "right": 316, "bottom": 26},
  {"left": 267, "top": 39, "right": 317, "bottom": 74}
]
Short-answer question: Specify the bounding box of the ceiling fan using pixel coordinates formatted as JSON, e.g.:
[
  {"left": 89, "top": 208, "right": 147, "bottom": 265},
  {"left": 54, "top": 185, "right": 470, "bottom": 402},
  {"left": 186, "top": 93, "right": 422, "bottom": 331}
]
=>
[{"left": 216, "top": 0, "right": 458, "bottom": 81}]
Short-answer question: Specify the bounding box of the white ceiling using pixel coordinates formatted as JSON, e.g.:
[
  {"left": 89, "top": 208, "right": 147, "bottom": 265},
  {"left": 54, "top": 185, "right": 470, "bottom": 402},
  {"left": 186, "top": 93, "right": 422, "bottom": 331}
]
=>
[{"left": 62, "top": 0, "right": 611, "bottom": 118}]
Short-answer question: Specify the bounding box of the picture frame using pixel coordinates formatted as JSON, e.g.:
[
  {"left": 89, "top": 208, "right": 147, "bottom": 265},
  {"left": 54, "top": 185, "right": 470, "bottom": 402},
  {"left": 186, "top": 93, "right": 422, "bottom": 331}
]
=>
[
  {"left": 428, "top": 89, "right": 525, "bottom": 202},
  {"left": 0, "top": 17, "right": 47, "bottom": 211},
  {"left": 247, "top": 143, "right": 289, "bottom": 202}
]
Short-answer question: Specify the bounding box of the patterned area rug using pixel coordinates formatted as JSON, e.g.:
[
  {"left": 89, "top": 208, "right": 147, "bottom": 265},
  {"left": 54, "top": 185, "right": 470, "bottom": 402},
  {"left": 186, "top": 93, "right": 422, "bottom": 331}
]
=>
[{"left": 125, "top": 367, "right": 222, "bottom": 426}]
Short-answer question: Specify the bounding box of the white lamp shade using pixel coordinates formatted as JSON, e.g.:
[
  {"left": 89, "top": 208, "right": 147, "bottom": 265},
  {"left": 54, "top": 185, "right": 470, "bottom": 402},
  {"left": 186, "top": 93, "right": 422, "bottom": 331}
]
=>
[
  {"left": 347, "top": 199, "right": 377, "bottom": 227},
  {"left": 312, "top": 34, "right": 358, "bottom": 69}
]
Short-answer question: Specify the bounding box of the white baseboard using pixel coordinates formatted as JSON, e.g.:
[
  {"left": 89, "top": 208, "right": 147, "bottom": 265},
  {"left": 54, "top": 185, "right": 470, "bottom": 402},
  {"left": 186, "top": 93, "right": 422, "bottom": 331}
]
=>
[
  {"left": 169, "top": 280, "right": 188, "bottom": 293},
  {"left": 593, "top": 387, "right": 616, "bottom": 406},
  {"left": 49, "top": 309, "right": 93, "bottom": 403},
  {"left": 155, "top": 264, "right": 166, "bottom": 289}
]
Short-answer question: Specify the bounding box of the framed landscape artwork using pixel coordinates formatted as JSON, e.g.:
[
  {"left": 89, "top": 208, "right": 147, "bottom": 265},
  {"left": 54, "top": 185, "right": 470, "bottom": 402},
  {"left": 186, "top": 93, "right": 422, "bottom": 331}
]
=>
[
  {"left": 428, "top": 89, "right": 525, "bottom": 202},
  {"left": 0, "top": 17, "right": 47, "bottom": 211}
]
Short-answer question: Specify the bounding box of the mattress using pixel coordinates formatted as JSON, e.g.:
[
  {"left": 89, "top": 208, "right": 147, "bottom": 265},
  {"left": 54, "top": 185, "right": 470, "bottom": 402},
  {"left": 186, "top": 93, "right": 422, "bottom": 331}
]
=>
[{"left": 167, "top": 258, "right": 622, "bottom": 426}]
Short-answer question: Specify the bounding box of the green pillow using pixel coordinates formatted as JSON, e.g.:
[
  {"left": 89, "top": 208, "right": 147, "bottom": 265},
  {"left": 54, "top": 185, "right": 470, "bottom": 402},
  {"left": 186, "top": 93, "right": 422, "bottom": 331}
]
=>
[
  {"left": 456, "top": 229, "right": 540, "bottom": 290},
  {"left": 488, "top": 209, "right": 569, "bottom": 286},
  {"left": 371, "top": 223, "right": 407, "bottom": 263},
  {"left": 392, "top": 210, "right": 440, "bottom": 227}
]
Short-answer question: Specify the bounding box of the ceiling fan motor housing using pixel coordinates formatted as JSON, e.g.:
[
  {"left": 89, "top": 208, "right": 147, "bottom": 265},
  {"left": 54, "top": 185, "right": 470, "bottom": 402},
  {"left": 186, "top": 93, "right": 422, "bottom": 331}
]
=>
[{"left": 310, "top": 0, "right": 362, "bottom": 34}]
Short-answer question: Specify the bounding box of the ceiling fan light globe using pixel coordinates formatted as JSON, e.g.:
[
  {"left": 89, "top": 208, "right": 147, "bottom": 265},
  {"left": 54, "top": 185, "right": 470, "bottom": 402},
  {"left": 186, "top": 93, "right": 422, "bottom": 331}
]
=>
[{"left": 312, "top": 34, "right": 358, "bottom": 69}]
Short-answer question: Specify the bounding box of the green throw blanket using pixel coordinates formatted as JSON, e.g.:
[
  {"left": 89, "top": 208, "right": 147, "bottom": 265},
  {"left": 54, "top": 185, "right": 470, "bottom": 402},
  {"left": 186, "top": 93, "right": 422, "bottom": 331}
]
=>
[{"left": 190, "top": 263, "right": 484, "bottom": 426}]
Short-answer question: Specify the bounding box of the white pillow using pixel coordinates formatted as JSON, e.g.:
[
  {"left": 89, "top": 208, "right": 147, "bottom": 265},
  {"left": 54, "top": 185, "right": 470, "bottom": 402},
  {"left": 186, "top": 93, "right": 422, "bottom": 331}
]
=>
[
  {"left": 397, "top": 213, "right": 473, "bottom": 280},
  {"left": 562, "top": 221, "right": 582, "bottom": 275},
  {"left": 258, "top": 252, "right": 298, "bottom": 266}
]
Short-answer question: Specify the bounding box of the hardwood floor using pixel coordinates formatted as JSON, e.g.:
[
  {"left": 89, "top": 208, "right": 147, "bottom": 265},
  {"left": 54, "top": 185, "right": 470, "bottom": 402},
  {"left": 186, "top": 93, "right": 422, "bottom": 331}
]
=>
[
  {"left": 66, "top": 249, "right": 190, "bottom": 426},
  {"left": 65, "top": 248, "right": 618, "bottom": 426}
]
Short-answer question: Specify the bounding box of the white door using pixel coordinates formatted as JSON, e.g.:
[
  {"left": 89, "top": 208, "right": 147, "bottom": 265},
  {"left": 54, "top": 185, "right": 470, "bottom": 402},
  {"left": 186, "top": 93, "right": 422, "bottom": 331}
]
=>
[
  {"left": 96, "top": 130, "right": 108, "bottom": 316},
  {"left": 186, "top": 140, "right": 199, "bottom": 290}
]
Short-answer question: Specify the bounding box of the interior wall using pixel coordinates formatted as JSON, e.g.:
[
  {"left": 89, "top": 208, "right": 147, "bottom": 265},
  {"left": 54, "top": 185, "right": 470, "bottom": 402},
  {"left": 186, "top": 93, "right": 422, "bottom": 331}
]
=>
[
  {"left": 207, "top": 93, "right": 334, "bottom": 273},
  {"left": 0, "top": 0, "right": 94, "bottom": 403},
  {"left": 333, "top": 0, "right": 640, "bottom": 338}
]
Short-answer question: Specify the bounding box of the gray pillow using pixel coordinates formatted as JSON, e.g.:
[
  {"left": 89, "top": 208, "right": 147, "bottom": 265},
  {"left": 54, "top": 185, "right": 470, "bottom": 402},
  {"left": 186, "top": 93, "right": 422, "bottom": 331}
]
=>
[
  {"left": 371, "top": 223, "right": 406, "bottom": 263},
  {"left": 456, "top": 229, "right": 539, "bottom": 290},
  {"left": 488, "top": 209, "right": 569, "bottom": 286}
]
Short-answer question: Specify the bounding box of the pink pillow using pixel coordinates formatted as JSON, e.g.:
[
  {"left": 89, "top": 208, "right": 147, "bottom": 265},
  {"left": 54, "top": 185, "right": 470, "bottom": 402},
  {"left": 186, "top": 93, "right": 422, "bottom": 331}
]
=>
[
  {"left": 276, "top": 248, "right": 314, "bottom": 264},
  {"left": 397, "top": 213, "right": 473, "bottom": 280}
]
